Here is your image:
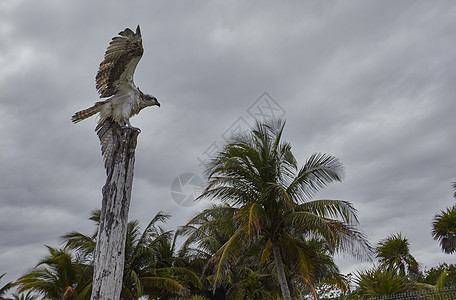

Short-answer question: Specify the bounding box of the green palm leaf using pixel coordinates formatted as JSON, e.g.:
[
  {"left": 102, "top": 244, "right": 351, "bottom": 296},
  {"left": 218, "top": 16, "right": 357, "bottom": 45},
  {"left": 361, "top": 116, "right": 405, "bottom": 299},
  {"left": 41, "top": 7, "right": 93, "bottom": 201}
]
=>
[
  {"left": 287, "top": 153, "right": 344, "bottom": 202},
  {"left": 141, "top": 276, "right": 187, "bottom": 296}
]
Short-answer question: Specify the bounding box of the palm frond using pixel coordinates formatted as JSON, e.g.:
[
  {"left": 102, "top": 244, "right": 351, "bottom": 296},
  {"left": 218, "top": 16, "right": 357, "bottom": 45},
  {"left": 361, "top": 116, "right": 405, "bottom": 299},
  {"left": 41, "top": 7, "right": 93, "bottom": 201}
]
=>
[
  {"left": 156, "top": 266, "right": 202, "bottom": 288},
  {"left": 284, "top": 212, "right": 373, "bottom": 260},
  {"left": 284, "top": 211, "right": 337, "bottom": 244},
  {"left": 178, "top": 206, "right": 236, "bottom": 255},
  {"left": 141, "top": 276, "right": 188, "bottom": 296},
  {"left": 0, "top": 273, "right": 13, "bottom": 296},
  {"left": 260, "top": 240, "right": 273, "bottom": 264},
  {"left": 61, "top": 231, "right": 96, "bottom": 257},
  {"left": 235, "top": 202, "right": 267, "bottom": 238},
  {"left": 327, "top": 221, "right": 373, "bottom": 261},
  {"left": 432, "top": 205, "right": 456, "bottom": 254},
  {"left": 287, "top": 153, "right": 344, "bottom": 202},
  {"left": 207, "top": 227, "right": 246, "bottom": 290},
  {"left": 296, "top": 199, "right": 359, "bottom": 225},
  {"left": 452, "top": 182, "right": 456, "bottom": 198}
]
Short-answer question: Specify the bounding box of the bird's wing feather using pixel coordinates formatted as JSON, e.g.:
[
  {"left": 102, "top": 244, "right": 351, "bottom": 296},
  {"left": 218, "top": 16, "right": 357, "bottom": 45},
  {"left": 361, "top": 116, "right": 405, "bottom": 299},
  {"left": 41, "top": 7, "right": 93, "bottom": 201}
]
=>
[
  {"left": 96, "top": 117, "right": 118, "bottom": 170},
  {"left": 95, "top": 26, "right": 144, "bottom": 98}
]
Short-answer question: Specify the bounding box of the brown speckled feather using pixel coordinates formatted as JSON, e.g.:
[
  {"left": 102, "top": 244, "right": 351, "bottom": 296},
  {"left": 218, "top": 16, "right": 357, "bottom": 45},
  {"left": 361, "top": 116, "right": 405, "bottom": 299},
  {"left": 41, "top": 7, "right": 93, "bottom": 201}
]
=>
[
  {"left": 96, "top": 117, "right": 119, "bottom": 169},
  {"left": 95, "top": 26, "right": 144, "bottom": 98}
]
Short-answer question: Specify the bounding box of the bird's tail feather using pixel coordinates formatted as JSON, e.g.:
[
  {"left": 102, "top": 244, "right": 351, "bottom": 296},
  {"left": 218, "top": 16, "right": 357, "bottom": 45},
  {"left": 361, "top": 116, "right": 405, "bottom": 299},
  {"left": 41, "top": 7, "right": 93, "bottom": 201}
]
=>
[{"left": 71, "top": 101, "right": 107, "bottom": 123}]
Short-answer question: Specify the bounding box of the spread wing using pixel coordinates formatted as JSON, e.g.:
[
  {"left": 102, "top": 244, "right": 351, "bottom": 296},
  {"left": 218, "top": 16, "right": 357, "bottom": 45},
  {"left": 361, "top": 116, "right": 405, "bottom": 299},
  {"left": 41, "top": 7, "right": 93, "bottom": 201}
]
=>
[{"left": 95, "top": 25, "right": 144, "bottom": 98}]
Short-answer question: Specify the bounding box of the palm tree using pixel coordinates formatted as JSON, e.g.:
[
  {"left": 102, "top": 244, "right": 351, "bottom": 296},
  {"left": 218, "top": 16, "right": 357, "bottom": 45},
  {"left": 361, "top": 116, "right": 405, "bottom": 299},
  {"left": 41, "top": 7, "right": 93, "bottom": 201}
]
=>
[
  {"left": 187, "top": 119, "right": 372, "bottom": 300},
  {"left": 180, "top": 205, "right": 359, "bottom": 299},
  {"left": 432, "top": 205, "right": 456, "bottom": 254},
  {"left": 122, "top": 214, "right": 200, "bottom": 299},
  {"left": 14, "top": 246, "right": 92, "bottom": 299},
  {"left": 376, "top": 233, "right": 418, "bottom": 277},
  {"left": 63, "top": 210, "right": 199, "bottom": 299},
  {"left": 354, "top": 267, "right": 415, "bottom": 297},
  {"left": 432, "top": 183, "right": 456, "bottom": 254}
]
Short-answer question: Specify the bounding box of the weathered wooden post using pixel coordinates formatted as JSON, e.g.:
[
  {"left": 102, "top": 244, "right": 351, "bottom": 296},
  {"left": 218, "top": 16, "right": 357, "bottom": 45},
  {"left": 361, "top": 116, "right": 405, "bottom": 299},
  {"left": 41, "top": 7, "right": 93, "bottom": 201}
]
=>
[{"left": 91, "top": 124, "right": 139, "bottom": 300}]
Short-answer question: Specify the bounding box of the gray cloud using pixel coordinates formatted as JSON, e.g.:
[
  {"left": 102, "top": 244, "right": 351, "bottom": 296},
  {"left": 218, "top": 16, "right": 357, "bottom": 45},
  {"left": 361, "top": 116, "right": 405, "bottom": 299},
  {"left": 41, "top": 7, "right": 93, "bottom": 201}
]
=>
[{"left": 1, "top": 0, "right": 456, "bottom": 287}]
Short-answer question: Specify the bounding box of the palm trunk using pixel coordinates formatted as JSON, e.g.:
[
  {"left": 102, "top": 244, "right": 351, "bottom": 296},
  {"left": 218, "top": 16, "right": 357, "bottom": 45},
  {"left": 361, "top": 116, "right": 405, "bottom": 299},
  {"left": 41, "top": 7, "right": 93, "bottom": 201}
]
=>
[
  {"left": 272, "top": 238, "right": 292, "bottom": 300},
  {"left": 91, "top": 127, "right": 139, "bottom": 300}
]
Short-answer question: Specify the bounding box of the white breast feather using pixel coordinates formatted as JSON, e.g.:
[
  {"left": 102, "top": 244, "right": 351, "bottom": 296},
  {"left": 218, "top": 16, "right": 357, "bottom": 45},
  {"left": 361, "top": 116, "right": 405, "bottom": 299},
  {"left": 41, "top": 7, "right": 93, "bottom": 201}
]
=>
[{"left": 99, "top": 88, "right": 139, "bottom": 124}]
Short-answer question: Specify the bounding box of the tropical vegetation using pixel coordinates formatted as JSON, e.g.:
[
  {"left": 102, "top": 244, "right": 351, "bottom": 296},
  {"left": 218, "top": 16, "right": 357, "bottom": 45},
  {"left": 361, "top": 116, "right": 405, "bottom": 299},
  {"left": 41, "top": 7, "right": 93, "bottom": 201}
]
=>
[
  {"left": 0, "top": 274, "right": 13, "bottom": 300},
  {"left": 376, "top": 233, "right": 418, "bottom": 277},
  {"left": 3, "top": 119, "right": 455, "bottom": 299},
  {"left": 432, "top": 182, "right": 456, "bottom": 254},
  {"left": 181, "top": 119, "right": 372, "bottom": 300},
  {"left": 353, "top": 267, "right": 415, "bottom": 297}
]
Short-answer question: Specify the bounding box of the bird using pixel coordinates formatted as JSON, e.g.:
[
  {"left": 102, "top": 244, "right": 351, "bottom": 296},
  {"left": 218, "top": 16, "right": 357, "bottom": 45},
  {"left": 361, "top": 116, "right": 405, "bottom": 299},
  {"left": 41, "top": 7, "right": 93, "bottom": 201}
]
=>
[
  {"left": 71, "top": 25, "right": 160, "bottom": 169},
  {"left": 71, "top": 25, "right": 160, "bottom": 130}
]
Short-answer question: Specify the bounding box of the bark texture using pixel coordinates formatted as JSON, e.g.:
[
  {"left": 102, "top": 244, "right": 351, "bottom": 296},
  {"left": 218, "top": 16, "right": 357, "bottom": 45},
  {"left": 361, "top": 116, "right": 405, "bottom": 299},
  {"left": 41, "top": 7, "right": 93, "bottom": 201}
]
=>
[
  {"left": 91, "top": 126, "right": 139, "bottom": 300},
  {"left": 272, "top": 238, "right": 292, "bottom": 300}
]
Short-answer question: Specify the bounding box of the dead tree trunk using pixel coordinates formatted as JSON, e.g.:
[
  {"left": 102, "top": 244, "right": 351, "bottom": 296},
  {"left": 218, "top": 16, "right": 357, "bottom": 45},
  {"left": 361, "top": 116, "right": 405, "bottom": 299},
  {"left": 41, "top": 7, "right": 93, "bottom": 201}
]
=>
[{"left": 91, "top": 126, "right": 139, "bottom": 300}]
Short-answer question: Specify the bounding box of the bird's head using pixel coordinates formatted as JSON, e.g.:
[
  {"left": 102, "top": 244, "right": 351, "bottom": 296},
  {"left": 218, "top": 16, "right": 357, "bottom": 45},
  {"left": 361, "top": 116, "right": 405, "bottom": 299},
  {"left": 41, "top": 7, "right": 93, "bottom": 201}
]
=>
[
  {"left": 144, "top": 94, "right": 161, "bottom": 107},
  {"left": 138, "top": 88, "right": 160, "bottom": 108}
]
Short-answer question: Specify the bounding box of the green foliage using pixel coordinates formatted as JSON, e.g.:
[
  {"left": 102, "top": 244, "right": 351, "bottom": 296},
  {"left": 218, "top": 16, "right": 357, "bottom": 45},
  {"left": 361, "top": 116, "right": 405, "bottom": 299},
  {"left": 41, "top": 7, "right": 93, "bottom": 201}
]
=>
[
  {"left": 15, "top": 210, "right": 200, "bottom": 300},
  {"left": 0, "top": 273, "right": 13, "bottom": 300},
  {"left": 354, "top": 267, "right": 416, "bottom": 297},
  {"left": 188, "top": 295, "right": 210, "bottom": 300},
  {"left": 10, "top": 291, "right": 38, "bottom": 300},
  {"left": 14, "top": 247, "right": 92, "bottom": 299},
  {"left": 432, "top": 205, "right": 456, "bottom": 254},
  {"left": 431, "top": 182, "right": 456, "bottom": 254},
  {"left": 226, "top": 267, "right": 276, "bottom": 300},
  {"left": 183, "top": 119, "right": 372, "bottom": 299},
  {"left": 18, "top": 119, "right": 456, "bottom": 299},
  {"left": 421, "top": 263, "right": 456, "bottom": 287},
  {"left": 376, "top": 233, "right": 419, "bottom": 277}
]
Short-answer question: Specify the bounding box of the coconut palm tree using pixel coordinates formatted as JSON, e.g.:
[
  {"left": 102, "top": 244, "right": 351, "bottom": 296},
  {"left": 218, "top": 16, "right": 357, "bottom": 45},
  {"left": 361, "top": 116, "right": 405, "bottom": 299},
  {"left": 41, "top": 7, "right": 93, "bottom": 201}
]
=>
[
  {"left": 432, "top": 183, "right": 456, "bottom": 254},
  {"left": 376, "top": 233, "right": 419, "bottom": 277},
  {"left": 14, "top": 247, "right": 92, "bottom": 299},
  {"left": 63, "top": 210, "right": 199, "bottom": 299},
  {"left": 122, "top": 216, "right": 200, "bottom": 299},
  {"left": 189, "top": 119, "right": 372, "bottom": 300}
]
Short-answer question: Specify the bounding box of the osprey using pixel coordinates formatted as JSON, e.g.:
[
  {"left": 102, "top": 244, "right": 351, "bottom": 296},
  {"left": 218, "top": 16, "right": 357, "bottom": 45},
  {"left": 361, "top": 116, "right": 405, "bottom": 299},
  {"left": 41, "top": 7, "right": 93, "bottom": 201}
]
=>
[
  {"left": 72, "top": 25, "right": 160, "bottom": 130},
  {"left": 72, "top": 26, "right": 159, "bottom": 168}
]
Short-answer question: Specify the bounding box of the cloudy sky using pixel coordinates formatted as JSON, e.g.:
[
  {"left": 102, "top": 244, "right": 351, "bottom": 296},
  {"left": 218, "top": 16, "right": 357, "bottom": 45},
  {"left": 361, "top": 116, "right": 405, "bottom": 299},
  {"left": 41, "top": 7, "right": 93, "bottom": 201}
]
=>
[{"left": 1, "top": 0, "right": 456, "bottom": 286}]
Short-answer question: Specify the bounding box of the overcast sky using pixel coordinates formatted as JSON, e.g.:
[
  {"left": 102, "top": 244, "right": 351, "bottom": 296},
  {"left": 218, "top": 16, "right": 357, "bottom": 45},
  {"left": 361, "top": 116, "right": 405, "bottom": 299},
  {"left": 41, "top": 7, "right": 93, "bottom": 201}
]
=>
[{"left": 1, "top": 0, "right": 456, "bottom": 287}]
